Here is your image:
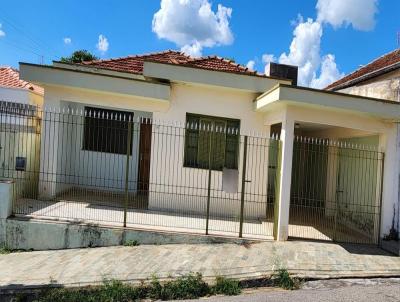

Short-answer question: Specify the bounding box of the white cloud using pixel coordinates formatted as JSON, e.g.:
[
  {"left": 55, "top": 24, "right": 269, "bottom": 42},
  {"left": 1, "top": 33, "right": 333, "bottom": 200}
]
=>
[
  {"left": 152, "top": 0, "right": 233, "bottom": 56},
  {"left": 0, "top": 24, "right": 5, "bottom": 37},
  {"left": 96, "top": 34, "right": 109, "bottom": 53},
  {"left": 257, "top": 0, "right": 379, "bottom": 88},
  {"left": 63, "top": 37, "right": 72, "bottom": 45},
  {"left": 181, "top": 41, "right": 203, "bottom": 57},
  {"left": 310, "top": 54, "right": 344, "bottom": 88},
  {"left": 246, "top": 60, "right": 255, "bottom": 71},
  {"left": 316, "top": 0, "right": 378, "bottom": 31},
  {"left": 262, "top": 54, "right": 276, "bottom": 74},
  {"left": 262, "top": 54, "right": 276, "bottom": 65},
  {"left": 279, "top": 18, "right": 323, "bottom": 87}
]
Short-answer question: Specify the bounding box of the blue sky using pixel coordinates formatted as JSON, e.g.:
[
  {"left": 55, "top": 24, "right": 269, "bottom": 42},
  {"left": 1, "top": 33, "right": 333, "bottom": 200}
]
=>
[{"left": 0, "top": 0, "right": 399, "bottom": 87}]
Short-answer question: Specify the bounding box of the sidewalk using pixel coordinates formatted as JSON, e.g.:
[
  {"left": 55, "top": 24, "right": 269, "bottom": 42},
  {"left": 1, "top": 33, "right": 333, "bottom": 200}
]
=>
[{"left": 0, "top": 241, "right": 399, "bottom": 290}]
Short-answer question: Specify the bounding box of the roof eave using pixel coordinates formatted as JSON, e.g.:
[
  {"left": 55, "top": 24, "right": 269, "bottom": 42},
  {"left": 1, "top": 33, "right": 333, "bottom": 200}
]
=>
[{"left": 328, "top": 61, "right": 400, "bottom": 91}]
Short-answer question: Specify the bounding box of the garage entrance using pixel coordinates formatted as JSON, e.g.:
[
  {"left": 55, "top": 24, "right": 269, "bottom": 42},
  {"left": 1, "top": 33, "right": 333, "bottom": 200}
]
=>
[{"left": 288, "top": 134, "right": 384, "bottom": 245}]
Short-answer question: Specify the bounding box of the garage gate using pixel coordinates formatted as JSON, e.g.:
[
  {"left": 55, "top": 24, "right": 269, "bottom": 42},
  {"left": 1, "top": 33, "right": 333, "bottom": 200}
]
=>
[{"left": 288, "top": 136, "right": 384, "bottom": 245}]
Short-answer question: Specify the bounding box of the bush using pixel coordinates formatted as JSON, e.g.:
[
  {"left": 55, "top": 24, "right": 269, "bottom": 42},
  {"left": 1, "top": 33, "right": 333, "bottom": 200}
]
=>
[
  {"left": 272, "top": 268, "right": 299, "bottom": 290},
  {"left": 150, "top": 273, "right": 209, "bottom": 300},
  {"left": 211, "top": 276, "right": 241, "bottom": 296},
  {"left": 0, "top": 246, "right": 12, "bottom": 254},
  {"left": 35, "top": 274, "right": 242, "bottom": 301},
  {"left": 123, "top": 240, "right": 139, "bottom": 247},
  {"left": 35, "top": 280, "right": 147, "bottom": 302}
]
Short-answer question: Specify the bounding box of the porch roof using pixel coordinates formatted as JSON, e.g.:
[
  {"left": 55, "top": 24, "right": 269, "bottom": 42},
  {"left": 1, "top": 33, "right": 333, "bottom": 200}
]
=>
[{"left": 254, "top": 83, "right": 400, "bottom": 121}]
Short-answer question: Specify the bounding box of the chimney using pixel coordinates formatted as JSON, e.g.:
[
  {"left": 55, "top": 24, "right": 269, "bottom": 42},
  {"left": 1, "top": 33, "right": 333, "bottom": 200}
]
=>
[{"left": 266, "top": 62, "right": 298, "bottom": 86}]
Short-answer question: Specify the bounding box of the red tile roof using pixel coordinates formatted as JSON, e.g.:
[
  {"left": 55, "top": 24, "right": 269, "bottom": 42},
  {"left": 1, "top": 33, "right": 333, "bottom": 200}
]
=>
[
  {"left": 0, "top": 67, "right": 44, "bottom": 95},
  {"left": 326, "top": 49, "right": 400, "bottom": 91},
  {"left": 79, "top": 50, "right": 264, "bottom": 77}
]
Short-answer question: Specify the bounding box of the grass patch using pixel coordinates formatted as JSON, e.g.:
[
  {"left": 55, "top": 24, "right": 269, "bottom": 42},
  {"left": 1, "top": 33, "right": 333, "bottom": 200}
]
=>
[
  {"left": 35, "top": 280, "right": 148, "bottom": 302},
  {"left": 34, "top": 273, "right": 243, "bottom": 301},
  {"left": 123, "top": 240, "right": 140, "bottom": 247},
  {"left": 149, "top": 273, "right": 209, "bottom": 300},
  {"left": 0, "top": 246, "right": 13, "bottom": 254},
  {"left": 211, "top": 276, "right": 241, "bottom": 296},
  {"left": 271, "top": 268, "right": 300, "bottom": 290}
]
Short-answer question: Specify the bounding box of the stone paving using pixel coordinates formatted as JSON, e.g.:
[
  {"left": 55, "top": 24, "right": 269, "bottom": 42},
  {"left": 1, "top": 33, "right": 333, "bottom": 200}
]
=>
[{"left": 0, "top": 241, "right": 399, "bottom": 290}]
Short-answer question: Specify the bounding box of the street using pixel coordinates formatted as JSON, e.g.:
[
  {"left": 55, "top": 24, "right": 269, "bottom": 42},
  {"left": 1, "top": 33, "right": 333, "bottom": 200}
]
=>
[{"left": 180, "top": 278, "right": 400, "bottom": 302}]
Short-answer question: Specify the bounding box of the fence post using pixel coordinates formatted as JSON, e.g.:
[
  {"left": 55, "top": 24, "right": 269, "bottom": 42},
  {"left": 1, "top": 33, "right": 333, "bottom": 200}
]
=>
[
  {"left": 239, "top": 135, "right": 248, "bottom": 238},
  {"left": 205, "top": 125, "right": 214, "bottom": 235},
  {"left": 273, "top": 140, "right": 282, "bottom": 240},
  {"left": 123, "top": 119, "right": 133, "bottom": 227}
]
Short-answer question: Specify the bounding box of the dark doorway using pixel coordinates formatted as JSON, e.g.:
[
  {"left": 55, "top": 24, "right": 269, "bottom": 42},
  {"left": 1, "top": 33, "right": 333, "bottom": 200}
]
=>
[{"left": 137, "top": 119, "right": 152, "bottom": 196}]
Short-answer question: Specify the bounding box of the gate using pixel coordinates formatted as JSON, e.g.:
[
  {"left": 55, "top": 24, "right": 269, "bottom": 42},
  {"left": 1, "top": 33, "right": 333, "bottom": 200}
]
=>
[{"left": 288, "top": 136, "right": 384, "bottom": 245}]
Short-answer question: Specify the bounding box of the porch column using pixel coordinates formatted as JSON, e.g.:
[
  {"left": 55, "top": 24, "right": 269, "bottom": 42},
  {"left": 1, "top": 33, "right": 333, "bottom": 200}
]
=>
[
  {"left": 379, "top": 125, "right": 399, "bottom": 239},
  {"left": 38, "top": 100, "right": 61, "bottom": 199},
  {"left": 276, "top": 116, "right": 295, "bottom": 241}
]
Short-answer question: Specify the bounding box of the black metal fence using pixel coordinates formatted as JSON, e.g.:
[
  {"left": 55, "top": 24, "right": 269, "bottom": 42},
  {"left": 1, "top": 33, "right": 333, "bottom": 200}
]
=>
[
  {"left": 1, "top": 105, "right": 280, "bottom": 239},
  {"left": 289, "top": 136, "right": 384, "bottom": 245}
]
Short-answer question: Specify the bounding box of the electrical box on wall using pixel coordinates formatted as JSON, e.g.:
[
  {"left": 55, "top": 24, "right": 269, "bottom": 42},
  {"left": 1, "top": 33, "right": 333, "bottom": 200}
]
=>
[{"left": 15, "top": 157, "right": 26, "bottom": 171}]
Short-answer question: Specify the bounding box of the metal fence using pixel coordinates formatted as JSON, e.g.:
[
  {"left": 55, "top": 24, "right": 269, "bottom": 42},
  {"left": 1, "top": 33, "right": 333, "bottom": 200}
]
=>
[
  {"left": 1, "top": 105, "right": 280, "bottom": 240},
  {"left": 288, "top": 136, "right": 384, "bottom": 245}
]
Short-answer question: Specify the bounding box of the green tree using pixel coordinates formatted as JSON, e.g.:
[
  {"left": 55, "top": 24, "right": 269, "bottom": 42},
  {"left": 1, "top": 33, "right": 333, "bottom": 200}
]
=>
[{"left": 60, "top": 50, "right": 98, "bottom": 63}]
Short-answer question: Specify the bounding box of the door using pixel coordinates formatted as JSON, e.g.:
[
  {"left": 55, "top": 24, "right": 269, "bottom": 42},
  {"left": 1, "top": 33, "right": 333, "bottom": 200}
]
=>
[{"left": 137, "top": 119, "right": 152, "bottom": 195}]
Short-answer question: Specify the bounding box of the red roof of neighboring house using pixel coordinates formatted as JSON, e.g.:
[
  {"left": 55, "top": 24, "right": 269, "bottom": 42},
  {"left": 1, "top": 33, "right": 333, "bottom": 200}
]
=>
[
  {"left": 326, "top": 49, "right": 400, "bottom": 91},
  {"left": 79, "top": 50, "right": 264, "bottom": 77},
  {"left": 0, "top": 67, "right": 44, "bottom": 95}
]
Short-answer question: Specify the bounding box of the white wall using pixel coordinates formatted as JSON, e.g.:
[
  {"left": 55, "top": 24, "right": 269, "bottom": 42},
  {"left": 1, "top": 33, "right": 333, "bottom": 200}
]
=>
[{"left": 150, "top": 84, "right": 272, "bottom": 220}]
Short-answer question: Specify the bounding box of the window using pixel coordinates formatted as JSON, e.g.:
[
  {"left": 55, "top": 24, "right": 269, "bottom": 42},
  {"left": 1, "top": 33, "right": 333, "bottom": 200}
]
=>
[
  {"left": 83, "top": 107, "right": 134, "bottom": 155},
  {"left": 184, "top": 113, "right": 240, "bottom": 170}
]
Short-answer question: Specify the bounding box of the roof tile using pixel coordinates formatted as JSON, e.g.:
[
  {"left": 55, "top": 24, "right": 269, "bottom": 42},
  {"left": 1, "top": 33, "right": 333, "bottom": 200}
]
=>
[
  {"left": 80, "top": 50, "right": 263, "bottom": 77},
  {"left": 326, "top": 49, "right": 400, "bottom": 90},
  {"left": 0, "top": 67, "right": 44, "bottom": 95}
]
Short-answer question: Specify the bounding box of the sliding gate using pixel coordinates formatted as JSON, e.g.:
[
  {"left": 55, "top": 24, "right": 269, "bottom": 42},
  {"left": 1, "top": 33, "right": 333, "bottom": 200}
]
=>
[{"left": 288, "top": 136, "right": 384, "bottom": 245}]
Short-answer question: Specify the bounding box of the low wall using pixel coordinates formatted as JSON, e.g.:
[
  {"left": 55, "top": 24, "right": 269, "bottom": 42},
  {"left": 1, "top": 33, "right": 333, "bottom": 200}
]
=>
[{"left": 2, "top": 218, "right": 255, "bottom": 251}]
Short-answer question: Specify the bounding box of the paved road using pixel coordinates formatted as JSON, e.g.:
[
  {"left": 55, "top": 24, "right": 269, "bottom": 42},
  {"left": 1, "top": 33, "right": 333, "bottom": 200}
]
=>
[{"left": 180, "top": 279, "right": 400, "bottom": 302}]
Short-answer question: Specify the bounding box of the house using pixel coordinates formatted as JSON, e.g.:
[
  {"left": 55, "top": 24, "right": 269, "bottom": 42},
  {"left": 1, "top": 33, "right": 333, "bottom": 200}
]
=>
[
  {"left": 0, "top": 67, "right": 43, "bottom": 199},
  {"left": 0, "top": 66, "right": 43, "bottom": 106},
  {"left": 4, "top": 50, "right": 399, "bottom": 246}
]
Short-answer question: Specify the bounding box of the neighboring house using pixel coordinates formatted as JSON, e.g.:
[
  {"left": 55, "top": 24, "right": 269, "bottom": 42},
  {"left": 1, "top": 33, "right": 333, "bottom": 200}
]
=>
[
  {"left": 0, "top": 66, "right": 43, "bottom": 106},
  {"left": 0, "top": 67, "right": 43, "bottom": 198},
  {"left": 9, "top": 50, "right": 400, "bottom": 245},
  {"left": 326, "top": 49, "right": 400, "bottom": 101}
]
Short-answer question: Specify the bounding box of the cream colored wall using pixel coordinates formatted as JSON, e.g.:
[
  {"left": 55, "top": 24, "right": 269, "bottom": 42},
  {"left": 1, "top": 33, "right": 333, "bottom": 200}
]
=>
[
  {"left": 150, "top": 83, "right": 271, "bottom": 219},
  {"left": 0, "top": 87, "right": 42, "bottom": 198},
  {"left": 338, "top": 69, "right": 400, "bottom": 102},
  {"left": 0, "top": 86, "right": 43, "bottom": 106}
]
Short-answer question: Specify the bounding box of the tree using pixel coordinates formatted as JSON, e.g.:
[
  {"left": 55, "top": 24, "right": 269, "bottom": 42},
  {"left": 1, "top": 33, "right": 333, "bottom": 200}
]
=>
[{"left": 60, "top": 50, "right": 98, "bottom": 63}]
